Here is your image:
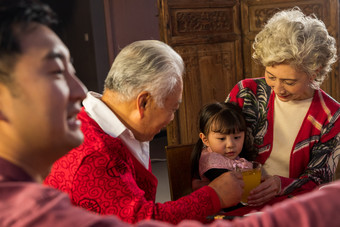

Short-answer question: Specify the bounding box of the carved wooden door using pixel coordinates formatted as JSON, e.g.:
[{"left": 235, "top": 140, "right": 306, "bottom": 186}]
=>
[
  {"left": 158, "top": 0, "right": 339, "bottom": 146},
  {"left": 158, "top": 0, "right": 243, "bottom": 145}
]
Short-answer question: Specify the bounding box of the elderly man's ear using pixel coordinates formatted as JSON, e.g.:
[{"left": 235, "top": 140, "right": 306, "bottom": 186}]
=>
[{"left": 137, "top": 91, "right": 151, "bottom": 118}]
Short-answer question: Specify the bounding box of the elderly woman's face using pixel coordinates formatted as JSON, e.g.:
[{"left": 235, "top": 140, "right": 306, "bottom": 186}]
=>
[{"left": 265, "top": 64, "right": 315, "bottom": 102}]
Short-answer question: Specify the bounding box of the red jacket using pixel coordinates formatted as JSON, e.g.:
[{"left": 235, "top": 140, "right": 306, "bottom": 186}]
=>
[
  {"left": 45, "top": 108, "right": 220, "bottom": 224},
  {"left": 227, "top": 78, "right": 340, "bottom": 194}
]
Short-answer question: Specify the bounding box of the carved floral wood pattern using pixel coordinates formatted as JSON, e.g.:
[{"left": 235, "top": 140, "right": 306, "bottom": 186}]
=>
[
  {"left": 253, "top": 4, "right": 322, "bottom": 30},
  {"left": 174, "top": 9, "right": 233, "bottom": 35}
]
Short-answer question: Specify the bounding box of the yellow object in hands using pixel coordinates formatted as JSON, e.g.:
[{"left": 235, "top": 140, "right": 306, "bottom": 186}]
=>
[{"left": 238, "top": 161, "right": 262, "bottom": 205}]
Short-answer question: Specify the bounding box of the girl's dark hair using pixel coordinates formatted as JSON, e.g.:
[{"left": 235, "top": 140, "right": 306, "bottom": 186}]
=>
[{"left": 191, "top": 102, "right": 256, "bottom": 180}]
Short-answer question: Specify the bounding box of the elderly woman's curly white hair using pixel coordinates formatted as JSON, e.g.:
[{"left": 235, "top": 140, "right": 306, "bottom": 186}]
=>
[{"left": 252, "top": 7, "right": 337, "bottom": 89}]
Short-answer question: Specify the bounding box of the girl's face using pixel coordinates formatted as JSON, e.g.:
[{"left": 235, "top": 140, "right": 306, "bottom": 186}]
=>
[{"left": 200, "top": 130, "right": 245, "bottom": 160}]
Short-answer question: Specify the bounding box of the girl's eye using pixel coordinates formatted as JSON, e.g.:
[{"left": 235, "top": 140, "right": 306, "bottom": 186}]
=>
[
  {"left": 234, "top": 136, "right": 241, "bottom": 139},
  {"left": 218, "top": 138, "right": 225, "bottom": 141}
]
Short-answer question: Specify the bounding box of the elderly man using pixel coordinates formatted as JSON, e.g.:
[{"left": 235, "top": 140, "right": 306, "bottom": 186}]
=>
[{"left": 45, "top": 37, "right": 243, "bottom": 224}]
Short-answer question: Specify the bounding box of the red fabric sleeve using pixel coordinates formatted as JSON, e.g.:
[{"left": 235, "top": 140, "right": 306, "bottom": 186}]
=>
[
  {"left": 69, "top": 149, "right": 221, "bottom": 224},
  {"left": 45, "top": 109, "right": 222, "bottom": 225},
  {"left": 279, "top": 176, "right": 317, "bottom": 194}
]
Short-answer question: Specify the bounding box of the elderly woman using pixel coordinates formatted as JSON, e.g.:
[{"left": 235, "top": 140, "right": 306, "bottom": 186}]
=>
[{"left": 226, "top": 7, "right": 340, "bottom": 206}]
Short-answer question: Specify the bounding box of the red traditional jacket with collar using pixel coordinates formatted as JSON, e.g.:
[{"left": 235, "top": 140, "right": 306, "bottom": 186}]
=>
[
  {"left": 3, "top": 156, "right": 340, "bottom": 227},
  {"left": 226, "top": 78, "right": 340, "bottom": 195},
  {"left": 44, "top": 108, "right": 221, "bottom": 224}
]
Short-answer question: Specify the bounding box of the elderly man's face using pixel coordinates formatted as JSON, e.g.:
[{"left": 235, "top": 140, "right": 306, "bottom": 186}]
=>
[
  {"left": 1, "top": 24, "right": 86, "bottom": 163},
  {"left": 139, "top": 81, "right": 183, "bottom": 142}
]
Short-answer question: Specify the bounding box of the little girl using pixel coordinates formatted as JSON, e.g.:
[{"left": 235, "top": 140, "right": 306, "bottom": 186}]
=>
[{"left": 191, "top": 102, "right": 257, "bottom": 188}]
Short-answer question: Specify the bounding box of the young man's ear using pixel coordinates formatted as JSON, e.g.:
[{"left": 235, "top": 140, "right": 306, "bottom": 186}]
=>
[
  {"left": 136, "top": 91, "right": 150, "bottom": 118},
  {"left": 0, "top": 110, "right": 6, "bottom": 121},
  {"left": 0, "top": 84, "right": 9, "bottom": 122},
  {"left": 199, "top": 132, "right": 209, "bottom": 147}
]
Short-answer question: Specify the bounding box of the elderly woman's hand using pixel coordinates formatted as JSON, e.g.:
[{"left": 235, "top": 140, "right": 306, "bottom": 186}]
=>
[{"left": 246, "top": 175, "right": 281, "bottom": 206}]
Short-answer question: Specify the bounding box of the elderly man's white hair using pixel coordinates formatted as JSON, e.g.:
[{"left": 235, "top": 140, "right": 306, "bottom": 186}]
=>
[{"left": 104, "top": 40, "right": 184, "bottom": 107}]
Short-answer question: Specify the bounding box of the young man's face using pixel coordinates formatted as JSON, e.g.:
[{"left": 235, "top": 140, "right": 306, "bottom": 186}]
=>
[{"left": 0, "top": 23, "right": 86, "bottom": 164}]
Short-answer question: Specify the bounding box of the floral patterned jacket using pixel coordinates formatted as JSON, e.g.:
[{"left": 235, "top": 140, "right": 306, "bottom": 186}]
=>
[
  {"left": 44, "top": 108, "right": 221, "bottom": 224},
  {"left": 226, "top": 78, "right": 340, "bottom": 194}
]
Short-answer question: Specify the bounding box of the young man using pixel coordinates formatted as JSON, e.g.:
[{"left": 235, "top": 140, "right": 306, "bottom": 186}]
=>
[
  {"left": 1, "top": 1, "right": 340, "bottom": 227},
  {"left": 0, "top": 0, "right": 128, "bottom": 226}
]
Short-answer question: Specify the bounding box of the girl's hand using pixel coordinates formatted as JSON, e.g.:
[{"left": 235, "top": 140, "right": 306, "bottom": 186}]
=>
[{"left": 246, "top": 175, "right": 281, "bottom": 206}]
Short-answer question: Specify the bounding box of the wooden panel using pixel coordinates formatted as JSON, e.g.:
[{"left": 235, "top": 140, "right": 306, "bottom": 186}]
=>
[
  {"left": 159, "top": 0, "right": 340, "bottom": 146},
  {"left": 241, "top": 0, "right": 340, "bottom": 101},
  {"left": 159, "top": 0, "right": 243, "bottom": 145},
  {"left": 169, "top": 7, "right": 238, "bottom": 45},
  {"left": 174, "top": 42, "right": 243, "bottom": 144},
  {"left": 165, "top": 143, "right": 195, "bottom": 200}
]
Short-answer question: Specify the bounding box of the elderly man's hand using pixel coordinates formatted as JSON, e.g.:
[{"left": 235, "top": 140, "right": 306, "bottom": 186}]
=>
[
  {"left": 208, "top": 172, "right": 244, "bottom": 208},
  {"left": 246, "top": 175, "right": 281, "bottom": 206}
]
